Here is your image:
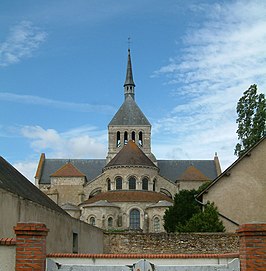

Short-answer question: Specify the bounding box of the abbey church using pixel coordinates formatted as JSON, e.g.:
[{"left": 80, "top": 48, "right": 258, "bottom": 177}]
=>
[{"left": 35, "top": 49, "right": 221, "bottom": 233}]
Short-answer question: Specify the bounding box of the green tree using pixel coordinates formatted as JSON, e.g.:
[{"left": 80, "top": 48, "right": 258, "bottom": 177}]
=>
[
  {"left": 235, "top": 84, "right": 266, "bottom": 157},
  {"left": 163, "top": 189, "right": 200, "bottom": 233},
  {"left": 176, "top": 202, "right": 225, "bottom": 233}
]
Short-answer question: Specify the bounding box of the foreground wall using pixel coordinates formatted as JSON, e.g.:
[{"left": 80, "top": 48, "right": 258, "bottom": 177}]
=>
[
  {"left": 0, "top": 188, "right": 104, "bottom": 253},
  {"left": 103, "top": 232, "right": 239, "bottom": 254}
]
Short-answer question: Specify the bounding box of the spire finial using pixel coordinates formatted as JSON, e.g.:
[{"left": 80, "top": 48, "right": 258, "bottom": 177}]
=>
[
  {"left": 128, "top": 37, "right": 131, "bottom": 50},
  {"left": 124, "top": 42, "right": 135, "bottom": 100}
]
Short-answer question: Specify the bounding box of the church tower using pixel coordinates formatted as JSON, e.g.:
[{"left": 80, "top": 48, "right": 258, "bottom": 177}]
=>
[{"left": 107, "top": 49, "right": 156, "bottom": 163}]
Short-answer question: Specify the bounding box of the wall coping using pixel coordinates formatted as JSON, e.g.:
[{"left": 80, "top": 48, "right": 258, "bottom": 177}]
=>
[
  {"left": 47, "top": 253, "right": 239, "bottom": 259},
  {"left": 0, "top": 238, "right": 16, "bottom": 246}
]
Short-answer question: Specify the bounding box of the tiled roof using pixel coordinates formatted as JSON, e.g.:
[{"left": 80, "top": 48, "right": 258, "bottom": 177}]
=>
[
  {"left": 108, "top": 95, "right": 150, "bottom": 126},
  {"left": 51, "top": 162, "right": 85, "bottom": 177},
  {"left": 158, "top": 160, "right": 218, "bottom": 182},
  {"left": 0, "top": 156, "right": 66, "bottom": 215},
  {"left": 177, "top": 165, "right": 209, "bottom": 181},
  {"left": 105, "top": 140, "right": 157, "bottom": 169},
  {"left": 81, "top": 191, "right": 173, "bottom": 205}
]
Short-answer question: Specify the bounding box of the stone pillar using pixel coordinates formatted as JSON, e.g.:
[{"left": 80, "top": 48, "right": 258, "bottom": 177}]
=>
[
  {"left": 237, "top": 223, "right": 266, "bottom": 271},
  {"left": 14, "top": 222, "right": 49, "bottom": 271}
]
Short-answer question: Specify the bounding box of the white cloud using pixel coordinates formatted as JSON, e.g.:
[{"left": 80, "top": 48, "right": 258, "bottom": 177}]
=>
[
  {"left": 0, "top": 21, "right": 47, "bottom": 67},
  {"left": 0, "top": 92, "right": 115, "bottom": 114},
  {"left": 13, "top": 160, "right": 38, "bottom": 184},
  {"left": 152, "top": 0, "right": 266, "bottom": 170},
  {"left": 20, "top": 125, "right": 107, "bottom": 159},
  {"left": 15, "top": 124, "right": 107, "bottom": 183}
]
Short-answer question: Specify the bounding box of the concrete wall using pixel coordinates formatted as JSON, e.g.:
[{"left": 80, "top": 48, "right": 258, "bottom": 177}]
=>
[
  {"left": 0, "top": 245, "right": 15, "bottom": 271},
  {"left": 202, "top": 138, "right": 266, "bottom": 232},
  {"left": 0, "top": 188, "right": 104, "bottom": 254},
  {"left": 103, "top": 232, "right": 239, "bottom": 254}
]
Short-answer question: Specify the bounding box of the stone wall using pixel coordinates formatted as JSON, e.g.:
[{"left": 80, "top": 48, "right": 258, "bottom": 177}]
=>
[{"left": 104, "top": 232, "right": 239, "bottom": 254}]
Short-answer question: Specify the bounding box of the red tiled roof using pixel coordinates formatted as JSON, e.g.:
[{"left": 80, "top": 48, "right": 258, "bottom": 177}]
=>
[
  {"left": 177, "top": 165, "right": 209, "bottom": 181},
  {"left": 50, "top": 162, "right": 85, "bottom": 177},
  {"left": 47, "top": 253, "right": 239, "bottom": 259},
  {"left": 105, "top": 140, "right": 157, "bottom": 169},
  {"left": 81, "top": 191, "right": 173, "bottom": 205}
]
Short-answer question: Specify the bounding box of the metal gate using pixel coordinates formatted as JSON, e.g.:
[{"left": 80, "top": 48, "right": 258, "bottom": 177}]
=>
[{"left": 47, "top": 258, "right": 240, "bottom": 271}]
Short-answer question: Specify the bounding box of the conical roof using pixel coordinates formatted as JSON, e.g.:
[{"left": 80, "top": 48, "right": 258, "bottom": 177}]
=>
[
  {"left": 50, "top": 162, "right": 85, "bottom": 177},
  {"left": 124, "top": 49, "right": 135, "bottom": 87},
  {"left": 105, "top": 140, "right": 157, "bottom": 168},
  {"left": 108, "top": 95, "right": 150, "bottom": 126}
]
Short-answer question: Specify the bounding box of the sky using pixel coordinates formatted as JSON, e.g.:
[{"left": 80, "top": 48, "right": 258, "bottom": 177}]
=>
[{"left": 0, "top": 0, "right": 266, "bottom": 182}]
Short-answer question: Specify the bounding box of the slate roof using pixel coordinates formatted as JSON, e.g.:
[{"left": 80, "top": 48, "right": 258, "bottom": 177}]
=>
[
  {"left": 157, "top": 160, "right": 218, "bottom": 182},
  {"left": 81, "top": 191, "right": 173, "bottom": 205},
  {"left": 108, "top": 95, "right": 150, "bottom": 126},
  {"left": 38, "top": 158, "right": 106, "bottom": 184},
  {"left": 0, "top": 156, "right": 66, "bottom": 214},
  {"left": 105, "top": 140, "right": 157, "bottom": 169},
  {"left": 38, "top": 156, "right": 218, "bottom": 185}
]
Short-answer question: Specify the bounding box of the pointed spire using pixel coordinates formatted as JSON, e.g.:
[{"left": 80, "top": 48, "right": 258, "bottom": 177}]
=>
[{"left": 124, "top": 49, "right": 135, "bottom": 100}]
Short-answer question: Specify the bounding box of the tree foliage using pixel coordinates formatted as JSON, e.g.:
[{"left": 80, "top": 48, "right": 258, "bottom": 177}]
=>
[
  {"left": 235, "top": 84, "right": 266, "bottom": 157},
  {"left": 163, "top": 188, "right": 224, "bottom": 233},
  {"left": 176, "top": 203, "right": 225, "bottom": 233},
  {"left": 163, "top": 189, "right": 200, "bottom": 233}
]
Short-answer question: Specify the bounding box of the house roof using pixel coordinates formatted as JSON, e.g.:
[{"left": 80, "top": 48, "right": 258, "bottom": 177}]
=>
[
  {"left": 51, "top": 162, "right": 86, "bottom": 177},
  {"left": 105, "top": 140, "right": 157, "bottom": 169},
  {"left": 0, "top": 156, "right": 66, "bottom": 215},
  {"left": 81, "top": 191, "right": 173, "bottom": 205},
  {"left": 108, "top": 95, "right": 150, "bottom": 126},
  {"left": 197, "top": 136, "right": 266, "bottom": 200}
]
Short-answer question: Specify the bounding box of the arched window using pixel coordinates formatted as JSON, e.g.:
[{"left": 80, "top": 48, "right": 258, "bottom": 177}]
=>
[
  {"left": 124, "top": 131, "right": 128, "bottom": 144},
  {"left": 129, "top": 176, "right": 136, "bottom": 190},
  {"left": 153, "top": 179, "right": 156, "bottom": 192},
  {"left": 89, "top": 217, "right": 95, "bottom": 226},
  {"left": 153, "top": 217, "right": 160, "bottom": 232},
  {"left": 116, "top": 177, "right": 122, "bottom": 190},
  {"left": 89, "top": 188, "right": 101, "bottom": 198},
  {"left": 108, "top": 217, "right": 113, "bottom": 228},
  {"left": 138, "top": 131, "right": 143, "bottom": 147},
  {"left": 142, "top": 178, "right": 148, "bottom": 190},
  {"left": 107, "top": 179, "right": 111, "bottom": 191},
  {"left": 116, "top": 131, "right": 121, "bottom": 147},
  {"left": 132, "top": 131, "right": 135, "bottom": 142},
  {"left": 130, "top": 209, "right": 140, "bottom": 229}
]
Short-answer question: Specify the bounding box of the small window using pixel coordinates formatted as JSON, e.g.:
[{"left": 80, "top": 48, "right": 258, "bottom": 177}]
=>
[
  {"left": 107, "top": 179, "right": 111, "bottom": 191},
  {"left": 142, "top": 178, "right": 149, "bottom": 190},
  {"left": 116, "top": 177, "right": 122, "bottom": 190},
  {"left": 124, "top": 131, "right": 128, "bottom": 144},
  {"left": 132, "top": 131, "right": 135, "bottom": 142},
  {"left": 130, "top": 209, "right": 140, "bottom": 229},
  {"left": 153, "top": 217, "right": 160, "bottom": 232},
  {"left": 116, "top": 131, "right": 121, "bottom": 147},
  {"left": 108, "top": 217, "right": 113, "bottom": 228},
  {"left": 89, "top": 217, "right": 96, "bottom": 226},
  {"left": 138, "top": 131, "right": 143, "bottom": 147},
  {"left": 72, "top": 232, "right": 78, "bottom": 254},
  {"left": 129, "top": 176, "right": 136, "bottom": 190},
  {"left": 153, "top": 179, "right": 156, "bottom": 191}
]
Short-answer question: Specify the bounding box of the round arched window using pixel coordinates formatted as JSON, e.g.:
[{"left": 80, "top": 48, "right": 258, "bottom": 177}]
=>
[{"left": 130, "top": 209, "right": 140, "bottom": 229}]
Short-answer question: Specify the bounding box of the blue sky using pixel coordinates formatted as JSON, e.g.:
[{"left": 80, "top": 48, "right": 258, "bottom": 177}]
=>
[{"left": 1, "top": 0, "right": 266, "bottom": 182}]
